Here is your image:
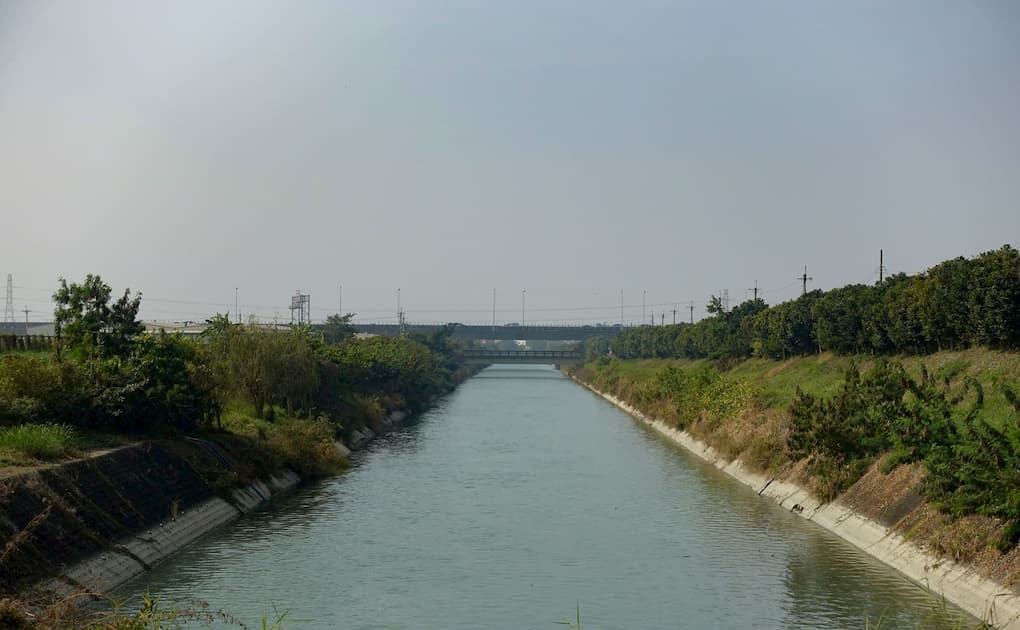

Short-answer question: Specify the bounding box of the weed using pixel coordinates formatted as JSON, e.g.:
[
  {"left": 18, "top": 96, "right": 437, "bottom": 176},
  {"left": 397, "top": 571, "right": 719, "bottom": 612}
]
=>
[{"left": 0, "top": 423, "right": 78, "bottom": 459}]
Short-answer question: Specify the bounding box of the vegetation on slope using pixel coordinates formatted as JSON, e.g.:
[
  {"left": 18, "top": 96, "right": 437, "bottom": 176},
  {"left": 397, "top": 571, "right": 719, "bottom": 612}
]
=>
[
  {"left": 0, "top": 275, "right": 467, "bottom": 479},
  {"left": 577, "top": 247, "right": 1020, "bottom": 556},
  {"left": 572, "top": 348, "right": 1020, "bottom": 565}
]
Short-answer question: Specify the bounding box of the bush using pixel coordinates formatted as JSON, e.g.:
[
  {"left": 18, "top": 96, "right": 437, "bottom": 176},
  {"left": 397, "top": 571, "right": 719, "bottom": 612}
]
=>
[
  {"left": 0, "top": 423, "right": 78, "bottom": 459},
  {"left": 267, "top": 416, "right": 346, "bottom": 478}
]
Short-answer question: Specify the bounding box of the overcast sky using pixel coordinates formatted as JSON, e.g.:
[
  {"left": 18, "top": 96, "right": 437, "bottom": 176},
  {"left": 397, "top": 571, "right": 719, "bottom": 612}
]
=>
[{"left": 1, "top": 1, "right": 1018, "bottom": 325}]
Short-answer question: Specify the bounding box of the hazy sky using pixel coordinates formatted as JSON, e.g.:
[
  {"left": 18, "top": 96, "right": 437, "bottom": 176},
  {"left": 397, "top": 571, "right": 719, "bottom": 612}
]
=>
[{"left": 1, "top": 1, "right": 1018, "bottom": 325}]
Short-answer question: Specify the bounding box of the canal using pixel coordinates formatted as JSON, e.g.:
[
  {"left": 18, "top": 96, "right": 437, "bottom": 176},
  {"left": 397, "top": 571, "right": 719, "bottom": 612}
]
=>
[{"left": 117, "top": 365, "right": 971, "bottom": 628}]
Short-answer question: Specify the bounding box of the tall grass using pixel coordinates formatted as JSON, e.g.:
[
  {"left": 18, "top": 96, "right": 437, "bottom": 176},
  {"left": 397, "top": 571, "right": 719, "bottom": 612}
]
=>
[{"left": 0, "top": 423, "right": 78, "bottom": 459}]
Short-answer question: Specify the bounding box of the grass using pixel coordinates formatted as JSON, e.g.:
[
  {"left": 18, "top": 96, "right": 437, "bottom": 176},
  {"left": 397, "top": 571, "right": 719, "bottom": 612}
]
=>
[
  {"left": 593, "top": 348, "right": 1020, "bottom": 428},
  {"left": 0, "top": 423, "right": 78, "bottom": 460},
  {"left": 0, "top": 591, "right": 290, "bottom": 629},
  {"left": 0, "top": 349, "right": 52, "bottom": 360}
]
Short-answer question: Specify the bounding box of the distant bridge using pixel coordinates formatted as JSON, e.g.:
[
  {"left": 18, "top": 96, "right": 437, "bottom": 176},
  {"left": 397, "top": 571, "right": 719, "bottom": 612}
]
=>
[
  {"left": 461, "top": 349, "right": 583, "bottom": 365},
  {"left": 354, "top": 323, "right": 621, "bottom": 341}
]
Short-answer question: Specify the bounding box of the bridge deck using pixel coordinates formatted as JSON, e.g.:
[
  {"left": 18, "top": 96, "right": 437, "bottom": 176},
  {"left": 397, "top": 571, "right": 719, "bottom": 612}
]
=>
[{"left": 461, "top": 349, "right": 583, "bottom": 365}]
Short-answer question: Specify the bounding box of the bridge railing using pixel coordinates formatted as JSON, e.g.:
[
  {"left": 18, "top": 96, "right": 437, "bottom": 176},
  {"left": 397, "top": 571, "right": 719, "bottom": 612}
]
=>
[{"left": 461, "top": 349, "right": 582, "bottom": 358}]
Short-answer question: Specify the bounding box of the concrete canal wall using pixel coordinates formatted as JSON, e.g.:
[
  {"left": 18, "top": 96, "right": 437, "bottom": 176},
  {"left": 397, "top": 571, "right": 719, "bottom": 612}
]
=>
[
  {"left": 575, "top": 377, "right": 1020, "bottom": 630},
  {"left": 0, "top": 441, "right": 301, "bottom": 598},
  {"left": 0, "top": 406, "right": 420, "bottom": 599}
]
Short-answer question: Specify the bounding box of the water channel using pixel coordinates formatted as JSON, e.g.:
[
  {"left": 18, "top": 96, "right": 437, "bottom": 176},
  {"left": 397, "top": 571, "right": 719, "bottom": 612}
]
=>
[{"left": 118, "top": 365, "right": 972, "bottom": 628}]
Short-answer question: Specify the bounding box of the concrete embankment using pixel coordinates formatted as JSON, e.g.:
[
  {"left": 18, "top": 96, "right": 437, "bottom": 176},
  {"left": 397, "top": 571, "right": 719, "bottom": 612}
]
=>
[
  {"left": 0, "top": 399, "right": 443, "bottom": 600},
  {"left": 0, "top": 441, "right": 300, "bottom": 599},
  {"left": 573, "top": 377, "right": 1020, "bottom": 630},
  {"left": 1, "top": 369, "right": 478, "bottom": 602}
]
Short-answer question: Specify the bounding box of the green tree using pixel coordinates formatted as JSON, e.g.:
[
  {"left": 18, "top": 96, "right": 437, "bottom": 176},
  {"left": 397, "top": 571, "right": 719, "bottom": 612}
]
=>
[
  {"left": 208, "top": 325, "right": 320, "bottom": 419},
  {"left": 53, "top": 274, "right": 142, "bottom": 359},
  {"left": 319, "top": 313, "right": 357, "bottom": 346}
]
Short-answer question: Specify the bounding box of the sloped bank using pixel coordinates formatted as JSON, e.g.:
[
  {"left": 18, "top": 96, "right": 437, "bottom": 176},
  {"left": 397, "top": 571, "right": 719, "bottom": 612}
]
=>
[
  {"left": 2, "top": 367, "right": 481, "bottom": 603},
  {"left": 572, "top": 376, "right": 1020, "bottom": 629},
  {"left": 0, "top": 441, "right": 300, "bottom": 600}
]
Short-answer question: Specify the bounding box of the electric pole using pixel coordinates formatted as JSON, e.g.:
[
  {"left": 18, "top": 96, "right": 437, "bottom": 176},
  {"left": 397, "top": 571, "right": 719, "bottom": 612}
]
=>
[
  {"left": 3, "top": 275, "right": 13, "bottom": 326},
  {"left": 234, "top": 288, "right": 239, "bottom": 324},
  {"left": 642, "top": 290, "right": 646, "bottom": 326},
  {"left": 492, "top": 288, "right": 496, "bottom": 330},
  {"left": 660, "top": 313, "right": 664, "bottom": 326},
  {"left": 879, "top": 249, "right": 885, "bottom": 284},
  {"left": 798, "top": 266, "right": 813, "bottom": 296},
  {"left": 22, "top": 306, "right": 30, "bottom": 337},
  {"left": 397, "top": 288, "right": 402, "bottom": 335},
  {"left": 339, "top": 284, "right": 342, "bottom": 316},
  {"left": 672, "top": 306, "right": 677, "bottom": 325},
  {"left": 749, "top": 280, "right": 759, "bottom": 301},
  {"left": 620, "top": 289, "right": 624, "bottom": 327},
  {"left": 689, "top": 301, "right": 694, "bottom": 324},
  {"left": 521, "top": 289, "right": 525, "bottom": 326}
]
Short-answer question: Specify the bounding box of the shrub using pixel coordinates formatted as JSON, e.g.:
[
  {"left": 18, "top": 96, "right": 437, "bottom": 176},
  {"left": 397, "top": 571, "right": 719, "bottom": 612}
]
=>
[{"left": 0, "top": 423, "right": 78, "bottom": 459}]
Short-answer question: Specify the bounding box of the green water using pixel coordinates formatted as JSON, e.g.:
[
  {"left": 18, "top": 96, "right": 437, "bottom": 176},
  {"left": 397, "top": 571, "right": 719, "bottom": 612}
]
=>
[{"left": 118, "top": 365, "right": 973, "bottom": 629}]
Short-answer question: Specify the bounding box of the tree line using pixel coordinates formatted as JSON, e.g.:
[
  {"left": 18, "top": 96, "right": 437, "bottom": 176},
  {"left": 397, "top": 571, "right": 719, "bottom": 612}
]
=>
[
  {"left": 591, "top": 245, "right": 1020, "bottom": 361},
  {"left": 0, "top": 275, "right": 466, "bottom": 443}
]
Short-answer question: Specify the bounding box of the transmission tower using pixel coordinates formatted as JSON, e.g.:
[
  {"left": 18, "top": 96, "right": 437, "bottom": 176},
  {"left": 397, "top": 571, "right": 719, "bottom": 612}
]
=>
[
  {"left": 798, "top": 266, "right": 813, "bottom": 295},
  {"left": 290, "top": 290, "right": 310, "bottom": 325},
  {"left": 3, "top": 275, "right": 14, "bottom": 327}
]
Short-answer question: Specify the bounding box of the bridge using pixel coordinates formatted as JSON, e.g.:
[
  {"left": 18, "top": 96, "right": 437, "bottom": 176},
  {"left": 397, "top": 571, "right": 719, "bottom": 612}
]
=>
[
  {"left": 461, "top": 349, "right": 583, "bottom": 365},
  {"left": 354, "top": 323, "right": 621, "bottom": 341}
]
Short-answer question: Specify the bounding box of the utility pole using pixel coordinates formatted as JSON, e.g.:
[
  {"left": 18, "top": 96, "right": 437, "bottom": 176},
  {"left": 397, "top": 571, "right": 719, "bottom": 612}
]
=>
[
  {"left": 397, "top": 288, "right": 402, "bottom": 335},
  {"left": 620, "top": 289, "right": 624, "bottom": 327},
  {"left": 749, "top": 280, "right": 759, "bottom": 301},
  {"left": 521, "top": 289, "right": 525, "bottom": 326},
  {"left": 798, "top": 266, "right": 813, "bottom": 296},
  {"left": 492, "top": 288, "right": 496, "bottom": 330},
  {"left": 22, "top": 306, "right": 30, "bottom": 337},
  {"left": 660, "top": 313, "right": 664, "bottom": 326},
  {"left": 3, "top": 275, "right": 13, "bottom": 326},
  {"left": 642, "top": 290, "right": 646, "bottom": 326},
  {"left": 672, "top": 306, "right": 677, "bottom": 325},
  {"left": 234, "top": 288, "right": 239, "bottom": 324},
  {"left": 689, "top": 301, "right": 694, "bottom": 324},
  {"left": 339, "top": 284, "right": 342, "bottom": 316},
  {"left": 879, "top": 249, "right": 885, "bottom": 284}
]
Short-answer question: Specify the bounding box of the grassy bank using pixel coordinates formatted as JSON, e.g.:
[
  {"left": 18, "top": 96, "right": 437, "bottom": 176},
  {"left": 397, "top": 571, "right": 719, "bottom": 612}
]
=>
[{"left": 569, "top": 348, "right": 1020, "bottom": 590}]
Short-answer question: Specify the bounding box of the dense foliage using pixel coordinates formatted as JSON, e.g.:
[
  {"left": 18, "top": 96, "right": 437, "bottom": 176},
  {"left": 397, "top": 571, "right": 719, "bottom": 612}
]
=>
[
  {"left": 590, "top": 245, "right": 1020, "bottom": 361},
  {"left": 789, "top": 361, "right": 1020, "bottom": 547},
  {"left": 0, "top": 276, "right": 465, "bottom": 445}
]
